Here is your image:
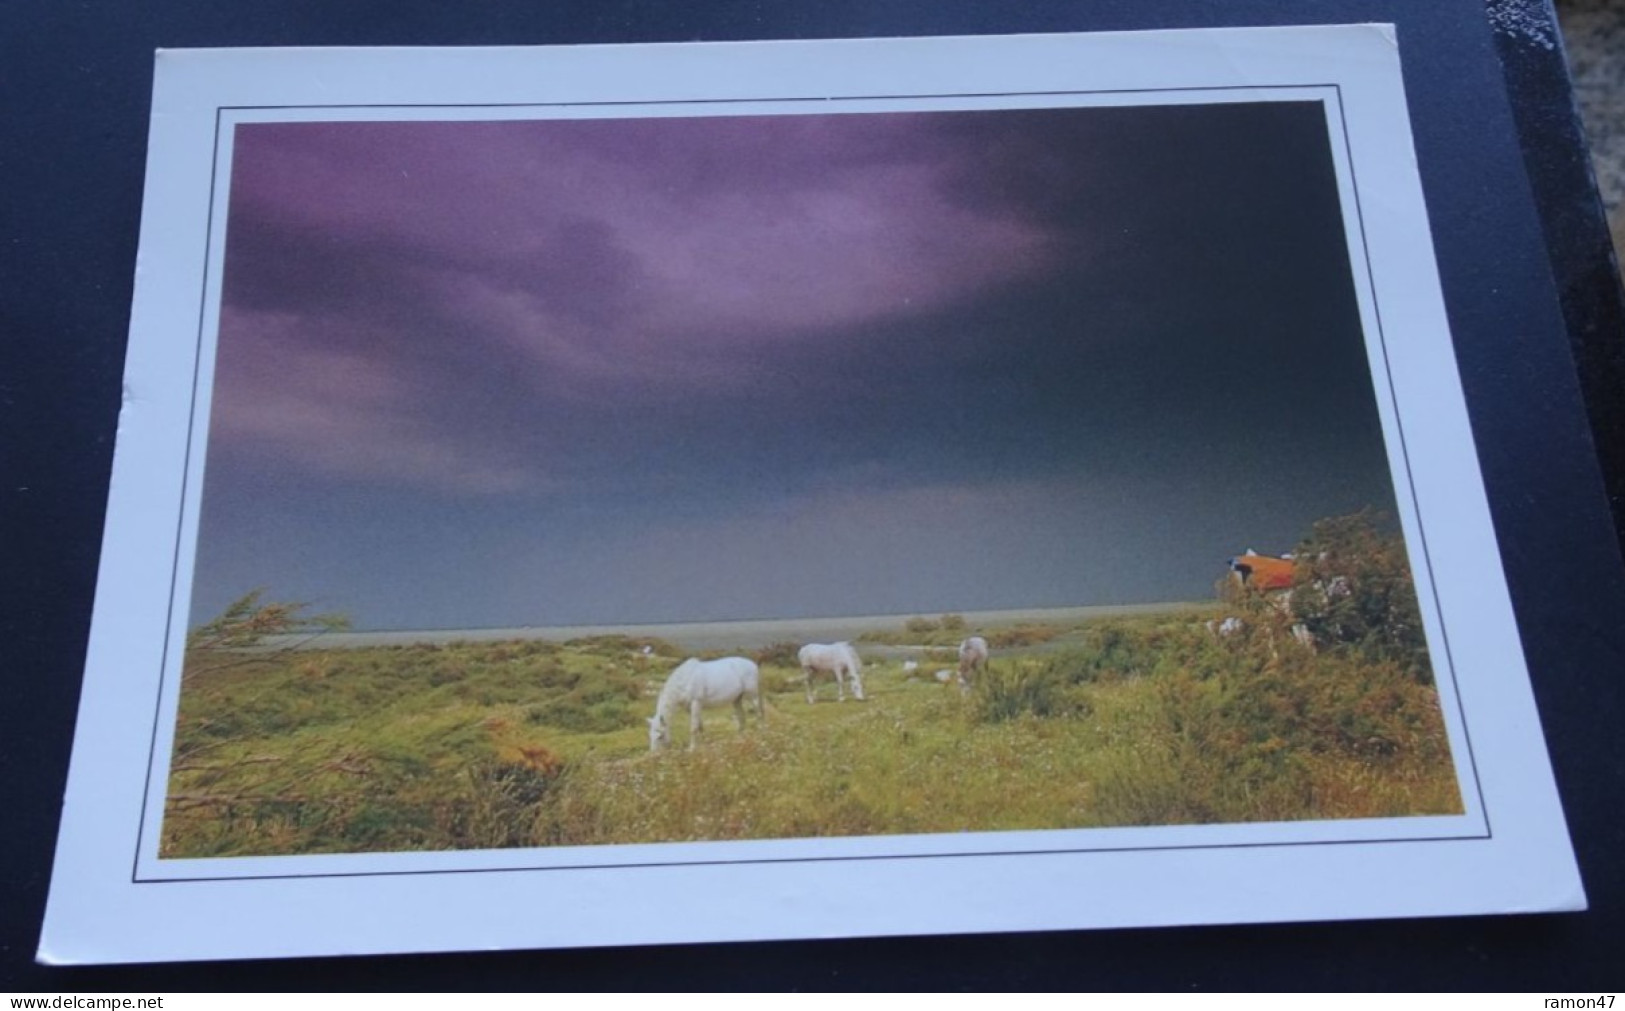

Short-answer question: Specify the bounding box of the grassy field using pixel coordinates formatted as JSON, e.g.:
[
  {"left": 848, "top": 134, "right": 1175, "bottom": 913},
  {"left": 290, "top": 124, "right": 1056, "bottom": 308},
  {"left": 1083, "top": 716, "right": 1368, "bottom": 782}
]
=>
[{"left": 161, "top": 604, "right": 1463, "bottom": 858}]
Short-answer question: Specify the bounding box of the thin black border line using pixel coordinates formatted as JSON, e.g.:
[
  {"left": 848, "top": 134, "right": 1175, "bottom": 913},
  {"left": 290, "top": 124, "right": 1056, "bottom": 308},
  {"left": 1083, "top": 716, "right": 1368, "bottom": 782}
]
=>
[
  {"left": 1328, "top": 88, "right": 1493, "bottom": 832},
  {"left": 131, "top": 105, "right": 228, "bottom": 880},
  {"left": 214, "top": 83, "right": 1334, "bottom": 113},
  {"left": 130, "top": 83, "right": 1488, "bottom": 885},
  {"left": 137, "top": 831, "right": 1494, "bottom": 886}
]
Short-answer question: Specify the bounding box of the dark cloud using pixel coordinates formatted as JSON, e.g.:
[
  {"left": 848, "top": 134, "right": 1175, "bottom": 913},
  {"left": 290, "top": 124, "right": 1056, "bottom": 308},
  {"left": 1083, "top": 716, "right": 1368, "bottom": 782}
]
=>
[{"left": 192, "top": 102, "right": 1401, "bottom": 628}]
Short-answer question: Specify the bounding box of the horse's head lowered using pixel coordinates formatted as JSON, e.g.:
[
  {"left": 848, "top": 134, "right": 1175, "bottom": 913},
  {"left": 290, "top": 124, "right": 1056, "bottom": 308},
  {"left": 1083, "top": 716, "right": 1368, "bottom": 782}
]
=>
[{"left": 647, "top": 713, "right": 670, "bottom": 751}]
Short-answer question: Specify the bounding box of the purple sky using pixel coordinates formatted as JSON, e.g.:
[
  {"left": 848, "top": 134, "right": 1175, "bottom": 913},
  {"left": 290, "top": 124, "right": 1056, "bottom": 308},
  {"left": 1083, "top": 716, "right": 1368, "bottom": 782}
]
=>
[
  {"left": 212, "top": 115, "right": 1070, "bottom": 492},
  {"left": 192, "top": 103, "right": 1401, "bottom": 630}
]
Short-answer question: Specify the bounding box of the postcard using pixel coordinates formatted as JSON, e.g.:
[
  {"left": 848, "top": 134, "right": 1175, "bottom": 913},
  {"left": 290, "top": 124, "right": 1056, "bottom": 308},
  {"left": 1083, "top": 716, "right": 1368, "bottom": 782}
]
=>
[{"left": 40, "top": 25, "right": 1584, "bottom": 964}]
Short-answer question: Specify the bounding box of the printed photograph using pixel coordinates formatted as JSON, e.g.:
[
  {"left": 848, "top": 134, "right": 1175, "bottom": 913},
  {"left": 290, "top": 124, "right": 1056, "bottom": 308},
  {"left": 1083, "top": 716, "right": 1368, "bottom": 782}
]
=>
[{"left": 162, "top": 100, "right": 1465, "bottom": 858}]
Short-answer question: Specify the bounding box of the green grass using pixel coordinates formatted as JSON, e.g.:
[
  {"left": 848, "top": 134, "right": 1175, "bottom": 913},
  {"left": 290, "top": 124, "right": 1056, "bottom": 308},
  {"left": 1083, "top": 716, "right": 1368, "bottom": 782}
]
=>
[{"left": 161, "top": 613, "right": 1462, "bottom": 858}]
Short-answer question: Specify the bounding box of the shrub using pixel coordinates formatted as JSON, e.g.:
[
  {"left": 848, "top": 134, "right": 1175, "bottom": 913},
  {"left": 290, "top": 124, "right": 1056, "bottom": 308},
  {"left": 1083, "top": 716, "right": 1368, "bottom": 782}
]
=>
[
  {"left": 753, "top": 641, "right": 802, "bottom": 667},
  {"left": 427, "top": 662, "right": 467, "bottom": 686},
  {"left": 183, "top": 590, "right": 351, "bottom": 681},
  {"left": 1221, "top": 647, "right": 1449, "bottom": 760},
  {"left": 1289, "top": 511, "right": 1433, "bottom": 680},
  {"left": 983, "top": 623, "right": 1064, "bottom": 649},
  {"left": 1041, "top": 622, "right": 1201, "bottom": 684},
  {"left": 1215, "top": 511, "right": 1433, "bottom": 682},
  {"left": 971, "top": 659, "right": 1093, "bottom": 722},
  {"left": 438, "top": 757, "right": 573, "bottom": 849}
]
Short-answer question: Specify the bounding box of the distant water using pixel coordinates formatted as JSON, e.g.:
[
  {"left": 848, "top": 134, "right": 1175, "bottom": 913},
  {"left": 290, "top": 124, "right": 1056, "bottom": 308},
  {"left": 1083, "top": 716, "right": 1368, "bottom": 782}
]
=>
[{"left": 275, "top": 602, "right": 1210, "bottom": 653}]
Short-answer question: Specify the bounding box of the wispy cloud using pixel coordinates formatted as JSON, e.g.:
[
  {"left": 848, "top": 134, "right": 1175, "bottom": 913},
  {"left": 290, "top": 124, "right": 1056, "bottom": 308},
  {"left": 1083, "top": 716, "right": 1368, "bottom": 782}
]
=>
[
  {"left": 210, "top": 308, "right": 541, "bottom": 494},
  {"left": 213, "top": 113, "right": 1071, "bottom": 493},
  {"left": 191, "top": 101, "right": 1399, "bottom": 629}
]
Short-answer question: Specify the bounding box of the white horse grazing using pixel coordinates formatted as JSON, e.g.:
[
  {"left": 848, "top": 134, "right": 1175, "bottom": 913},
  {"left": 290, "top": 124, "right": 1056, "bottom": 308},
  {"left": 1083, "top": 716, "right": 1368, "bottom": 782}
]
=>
[
  {"left": 957, "top": 636, "right": 989, "bottom": 693},
  {"left": 648, "top": 656, "right": 763, "bottom": 751},
  {"left": 798, "top": 642, "right": 865, "bottom": 703}
]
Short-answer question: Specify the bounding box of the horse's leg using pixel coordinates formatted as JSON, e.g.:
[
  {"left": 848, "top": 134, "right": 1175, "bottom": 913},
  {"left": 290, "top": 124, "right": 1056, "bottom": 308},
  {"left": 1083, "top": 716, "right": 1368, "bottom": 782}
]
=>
[
  {"left": 733, "top": 695, "right": 746, "bottom": 732},
  {"left": 803, "top": 666, "right": 815, "bottom": 705},
  {"left": 689, "top": 700, "right": 703, "bottom": 750},
  {"left": 835, "top": 667, "right": 846, "bottom": 702}
]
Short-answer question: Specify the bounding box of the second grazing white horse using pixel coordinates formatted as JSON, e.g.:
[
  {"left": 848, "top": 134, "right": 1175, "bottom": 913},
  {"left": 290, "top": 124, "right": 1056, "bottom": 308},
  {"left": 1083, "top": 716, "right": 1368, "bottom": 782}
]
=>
[
  {"left": 648, "top": 656, "right": 763, "bottom": 751},
  {"left": 798, "top": 642, "right": 865, "bottom": 703},
  {"left": 957, "top": 636, "right": 989, "bottom": 694}
]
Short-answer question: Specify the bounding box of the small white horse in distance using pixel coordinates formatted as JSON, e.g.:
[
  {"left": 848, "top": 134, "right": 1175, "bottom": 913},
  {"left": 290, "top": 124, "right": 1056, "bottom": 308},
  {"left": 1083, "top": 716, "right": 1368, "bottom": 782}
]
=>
[
  {"left": 798, "top": 642, "right": 865, "bottom": 703},
  {"left": 648, "top": 656, "right": 763, "bottom": 752},
  {"left": 957, "top": 636, "right": 989, "bottom": 694}
]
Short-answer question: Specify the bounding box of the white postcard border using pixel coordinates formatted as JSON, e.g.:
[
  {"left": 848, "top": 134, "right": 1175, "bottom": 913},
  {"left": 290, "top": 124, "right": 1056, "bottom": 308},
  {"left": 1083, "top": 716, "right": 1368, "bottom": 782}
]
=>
[{"left": 42, "top": 26, "right": 1581, "bottom": 964}]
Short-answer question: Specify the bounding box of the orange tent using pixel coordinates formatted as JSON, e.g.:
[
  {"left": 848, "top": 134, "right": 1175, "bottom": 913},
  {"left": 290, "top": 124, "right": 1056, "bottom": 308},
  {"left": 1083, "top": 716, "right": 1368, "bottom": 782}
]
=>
[{"left": 1228, "top": 552, "right": 1296, "bottom": 591}]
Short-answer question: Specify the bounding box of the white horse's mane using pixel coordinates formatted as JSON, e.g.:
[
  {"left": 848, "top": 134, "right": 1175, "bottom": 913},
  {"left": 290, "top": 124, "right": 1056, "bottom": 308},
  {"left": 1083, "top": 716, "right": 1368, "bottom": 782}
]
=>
[{"left": 653, "top": 658, "right": 701, "bottom": 718}]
